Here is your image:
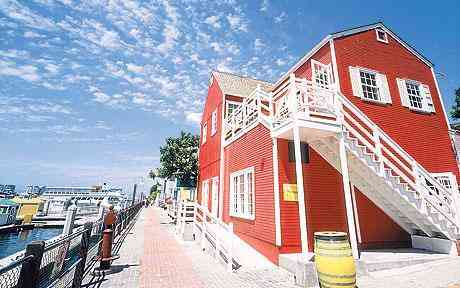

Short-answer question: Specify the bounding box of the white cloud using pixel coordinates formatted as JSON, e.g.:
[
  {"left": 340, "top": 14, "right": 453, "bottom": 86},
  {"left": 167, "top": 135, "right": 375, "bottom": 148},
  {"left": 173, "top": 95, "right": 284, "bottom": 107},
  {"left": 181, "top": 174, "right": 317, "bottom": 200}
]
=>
[
  {"left": 44, "top": 63, "right": 59, "bottom": 74},
  {"left": 24, "top": 31, "right": 41, "bottom": 38},
  {"left": 276, "top": 59, "right": 286, "bottom": 66},
  {"left": 210, "top": 42, "right": 222, "bottom": 53},
  {"left": 260, "top": 0, "right": 269, "bottom": 12},
  {"left": 95, "top": 121, "right": 112, "bottom": 130},
  {"left": 126, "top": 63, "right": 144, "bottom": 73},
  {"left": 42, "top": 82, "right": 66, "bottom": 90},
  {"left": 254, "top": 38, "right": 265, "bottom": 51},
  {"left": 226, "top": 14, "right": 248, "bottom": 32},
  {"left": 157, "top": 23, "right": 180, "bottom": 54},
  {"left": 274, "top": 12, "right": 286, "bottom": 23},
  {"left": 157, "top": 0, "right": 180, "bottom": 54},
  {"left": 0, "top": 49, "right": 30, "bottom": 59},
  {"left": 0, "top": 0, "right": 57, "bottom": 30},
  {"left": 100, "top": 30, "right": 121, "bottom": 49},
  {"left": 0, "top": 60, "right": 40, "bottom": 82},
  {"left": 93, "top": 92, "right": 110, "bottom": 103},
  {"left": 204, "top": 15, "right": 221, "bottom": 29},
  {"left": 129, "top": 28, "right": 141, "bottom": 38},
  {"left": 185, "top": 111, "right": 201, "bottom": 125}
]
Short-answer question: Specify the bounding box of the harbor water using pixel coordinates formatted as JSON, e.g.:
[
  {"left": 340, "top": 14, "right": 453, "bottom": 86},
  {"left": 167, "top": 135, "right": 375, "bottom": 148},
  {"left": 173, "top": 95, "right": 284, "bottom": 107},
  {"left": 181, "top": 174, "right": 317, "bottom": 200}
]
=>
[{"left": 0, "top": 228, "right": 62, "bottom": 259}]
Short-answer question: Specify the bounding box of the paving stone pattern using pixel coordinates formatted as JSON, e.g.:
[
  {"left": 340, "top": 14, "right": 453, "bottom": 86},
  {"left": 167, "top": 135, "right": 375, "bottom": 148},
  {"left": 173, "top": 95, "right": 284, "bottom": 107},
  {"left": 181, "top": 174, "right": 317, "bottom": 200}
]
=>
[{"left": 83, "top": 207, "right": 460, "bottom": 288}]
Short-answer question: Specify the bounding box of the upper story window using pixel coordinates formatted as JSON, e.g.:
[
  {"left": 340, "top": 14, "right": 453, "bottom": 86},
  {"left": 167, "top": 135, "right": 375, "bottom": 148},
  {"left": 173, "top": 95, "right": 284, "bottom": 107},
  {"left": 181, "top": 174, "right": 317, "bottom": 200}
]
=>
[
  {"left": 406, "top": 82, "right": 423, "bottom": 109},
  {"left": 312, "top": 60, "right": 331, "bottom": 89},
  {"left": 376, "top": 29, "right": 388, "bottom": 43},
  {"left": 349, "top": 66, "right": 392, "bottom": 104},
  {"left": 397, "top": 78, "right": 435, "bottom": 113},
  {"left": 202, "top": 122, "right": 207, "bottom": 144},
  {"left": 211, "top": 109, "right": 217, "bottom": 136},
  {"left": 360, "top": 70, "right": 380, "bottom": 101},
  {"left": 226, "top": 101, "right": 241, "bottom": 118},
  {"left": 229, "top": 167, "right": 255, "bottom": 220}
]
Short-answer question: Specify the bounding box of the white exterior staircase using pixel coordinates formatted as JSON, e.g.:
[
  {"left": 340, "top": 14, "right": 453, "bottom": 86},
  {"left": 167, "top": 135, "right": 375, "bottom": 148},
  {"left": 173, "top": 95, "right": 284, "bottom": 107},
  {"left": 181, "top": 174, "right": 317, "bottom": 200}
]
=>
[
  {"left": 224, "top": 73, "right": 460, "bottom": 244},
  {"left": 310, "top": 94, "right": 460, "bottom": 241}
]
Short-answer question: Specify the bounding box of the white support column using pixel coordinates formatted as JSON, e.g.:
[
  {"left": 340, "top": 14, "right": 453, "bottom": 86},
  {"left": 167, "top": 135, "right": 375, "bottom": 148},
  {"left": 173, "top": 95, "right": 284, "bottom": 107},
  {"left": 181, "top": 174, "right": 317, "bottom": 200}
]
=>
[
  {"left": 201, "top": 209, "right": 207, "bottom": 251},
  {"left": 293, "top": 127, "right": 309, "bottom": 253},
  {"left": 63, "top": 204, "right": 77, "bottom": 236},
  {"left": 272, "top": 137, "right": 282, "bottom": 246},
  {"left": 350, "top": 185, "right": 362, "bottom": 244},
  {"left": 338, "top": 133, "right": 359, "bottom": 259}
]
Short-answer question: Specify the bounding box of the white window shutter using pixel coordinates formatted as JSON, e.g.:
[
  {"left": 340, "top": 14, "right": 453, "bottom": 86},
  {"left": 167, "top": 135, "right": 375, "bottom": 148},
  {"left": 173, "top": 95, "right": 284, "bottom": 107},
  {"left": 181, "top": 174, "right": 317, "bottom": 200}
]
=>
[
  {"left": 421, "top": 84, "right": 435, "bottom": 113},
  {"left": 349, "top": 66, "right": 362, "bottom": 98},
  {"left": 377, "top": 73, "right": 392, "bottom": 104},
  {"left": 396, "top": 78, "right": 410, "bottom": 107}
]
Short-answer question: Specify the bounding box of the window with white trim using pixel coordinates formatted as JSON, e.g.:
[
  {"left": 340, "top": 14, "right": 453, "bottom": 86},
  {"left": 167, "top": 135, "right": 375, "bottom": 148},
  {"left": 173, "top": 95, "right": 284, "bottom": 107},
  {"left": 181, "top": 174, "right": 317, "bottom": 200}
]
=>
[
  {"left": 211, "top": 109, "right": 217, "bottom": 136},
  {"left": 397, "top": 78, "right": 435, "bottom": 113},
  {"left": 349, "top": 66, "right": 392, "bottom": 104},
  {"left": 226, "top": 101, "right": 241, "bottom": 117},
  {"left": 376, "top": 29, "right": 388, "bottom": 43},
  {"left": 202, "top": 122, "right": 207, "bottom": 144},
  {"left": 360, "top": 70, "right": 380, "bottom": 101},
  {"left": 406, "top": 81, "right": 423, "bottom": 110},
  {"left": 229, "top": 167, "right": 255, "bottom": 220},
  {"left": 312, "top": 60, "right": 331, "bottom": 89}
]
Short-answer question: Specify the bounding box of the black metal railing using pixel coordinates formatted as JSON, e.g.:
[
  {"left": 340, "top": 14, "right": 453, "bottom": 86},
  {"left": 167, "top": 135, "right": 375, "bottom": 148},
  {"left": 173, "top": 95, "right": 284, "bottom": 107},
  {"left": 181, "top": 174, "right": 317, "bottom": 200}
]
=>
[
  {"left": 0, "top": 255, "right": 34, "bottom": 288},
  {"left": 0, "top": 202, "right": 143, "bottom": 288}
]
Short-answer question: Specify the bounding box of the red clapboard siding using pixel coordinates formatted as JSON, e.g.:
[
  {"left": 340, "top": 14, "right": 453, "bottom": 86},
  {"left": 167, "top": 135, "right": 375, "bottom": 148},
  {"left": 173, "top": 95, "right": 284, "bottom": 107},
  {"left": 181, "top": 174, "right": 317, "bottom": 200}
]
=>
[
  {"left": 355, "top": 188, "right": 411, "bottom": 248},
  {"left": 278, "top": 139, "right": 348, "bottom": 253},
  {"left": 223, "top": 124, "right": 276, "bottom": 255},
  {"left": 334, "top": 29, "right": 459, "bottom": 181},
  {"left": 295, "top": 42, "right": 332, "bottom": 80},
  {"left": 198, "top": 75, "right": 223, "bottom": 209}
]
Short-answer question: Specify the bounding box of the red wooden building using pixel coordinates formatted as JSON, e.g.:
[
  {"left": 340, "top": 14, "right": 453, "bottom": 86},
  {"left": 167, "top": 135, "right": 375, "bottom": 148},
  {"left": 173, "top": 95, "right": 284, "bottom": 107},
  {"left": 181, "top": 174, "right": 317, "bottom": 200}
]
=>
[{"left": 197, "top": 22, "right": 460, "bottom": 265}]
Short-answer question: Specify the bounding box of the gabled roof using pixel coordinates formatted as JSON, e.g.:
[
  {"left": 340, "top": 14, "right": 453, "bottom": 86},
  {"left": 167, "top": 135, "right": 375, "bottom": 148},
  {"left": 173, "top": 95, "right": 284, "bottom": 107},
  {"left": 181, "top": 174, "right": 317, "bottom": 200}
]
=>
[
  {"left": 212, "top": 71, "right": 273, "bottom": 97},
  {"left": 275, "top": 22, "right": 433, "bottom": 88},
  {"left": 330, "top": 22, "right": 433, "bottom": 67}
]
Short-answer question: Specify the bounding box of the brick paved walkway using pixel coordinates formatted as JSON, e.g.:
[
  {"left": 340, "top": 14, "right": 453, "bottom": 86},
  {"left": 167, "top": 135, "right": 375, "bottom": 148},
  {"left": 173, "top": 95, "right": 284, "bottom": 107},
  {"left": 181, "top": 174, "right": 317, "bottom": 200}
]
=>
[{"left": 83, "top": 207, "right": 460, "bottom": 288}]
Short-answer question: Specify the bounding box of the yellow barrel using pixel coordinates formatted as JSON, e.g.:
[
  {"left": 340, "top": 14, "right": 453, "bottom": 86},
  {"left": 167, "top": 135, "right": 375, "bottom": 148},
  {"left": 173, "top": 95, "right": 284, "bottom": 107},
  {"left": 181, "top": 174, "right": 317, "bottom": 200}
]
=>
[{"left": 314, "top": 231, "right": 356, "bottom": 288}]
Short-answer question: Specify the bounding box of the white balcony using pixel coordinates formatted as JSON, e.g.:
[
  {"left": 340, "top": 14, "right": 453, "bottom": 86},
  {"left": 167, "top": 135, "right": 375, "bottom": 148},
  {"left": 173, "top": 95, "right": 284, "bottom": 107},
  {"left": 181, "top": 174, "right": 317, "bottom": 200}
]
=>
[{"left": 271, "top": 74, "right": 342, "bottom": 141}]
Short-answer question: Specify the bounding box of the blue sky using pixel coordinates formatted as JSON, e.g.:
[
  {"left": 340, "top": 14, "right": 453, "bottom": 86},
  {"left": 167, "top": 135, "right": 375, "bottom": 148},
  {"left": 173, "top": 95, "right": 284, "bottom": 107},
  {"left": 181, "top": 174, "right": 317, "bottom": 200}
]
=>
[{"left": 0, "top": 0, "right": 458, "bottom": 192}]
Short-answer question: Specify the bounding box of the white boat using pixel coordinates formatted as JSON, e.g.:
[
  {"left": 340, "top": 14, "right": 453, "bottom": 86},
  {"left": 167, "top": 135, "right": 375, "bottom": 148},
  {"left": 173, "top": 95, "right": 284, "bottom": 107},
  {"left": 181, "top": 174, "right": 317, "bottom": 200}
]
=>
[{"left": 25, "top": 184, "right": 128, "bottom": 215}]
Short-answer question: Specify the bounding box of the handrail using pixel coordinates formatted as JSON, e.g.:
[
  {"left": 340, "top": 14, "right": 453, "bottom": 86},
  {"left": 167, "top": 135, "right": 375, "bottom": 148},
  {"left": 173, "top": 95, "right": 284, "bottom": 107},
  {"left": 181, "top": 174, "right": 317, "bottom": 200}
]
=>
[
  {"left": 337, "top": 93, "right": 457, "bottom": 227},
  {"left": 224, "top": 86, "right": 272, "bottom": 143}
]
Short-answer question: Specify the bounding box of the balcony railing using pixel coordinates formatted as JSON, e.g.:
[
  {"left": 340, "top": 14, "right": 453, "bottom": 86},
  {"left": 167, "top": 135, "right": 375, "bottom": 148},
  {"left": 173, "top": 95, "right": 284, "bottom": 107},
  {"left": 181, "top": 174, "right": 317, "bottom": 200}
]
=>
[
  {"left": 224, "top": 85, "right": 271, "bottom": 142},
  {"left": 273, "top": 74, "right": 338, "bottom": 128}
]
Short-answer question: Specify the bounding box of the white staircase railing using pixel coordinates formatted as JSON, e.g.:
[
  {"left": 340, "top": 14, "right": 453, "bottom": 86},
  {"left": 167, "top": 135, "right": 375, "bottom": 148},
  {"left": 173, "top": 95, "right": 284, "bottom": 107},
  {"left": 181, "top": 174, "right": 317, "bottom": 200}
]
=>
[
  {"left": 193, "top": 202, "right": 235, "bottom": 271},
  {"left": 224, "top": 85, "right": 271, "bottom": 144},
  {"left": 175, "top": 201, "right": 195, "bottom": 235},
  {"left": 337, "top": 94, "right": 459, "bottom": 234}
]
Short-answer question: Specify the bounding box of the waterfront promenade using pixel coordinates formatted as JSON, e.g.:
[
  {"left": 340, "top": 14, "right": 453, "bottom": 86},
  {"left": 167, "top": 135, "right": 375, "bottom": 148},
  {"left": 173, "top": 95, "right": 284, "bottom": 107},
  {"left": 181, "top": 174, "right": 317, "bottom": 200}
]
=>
[{"left": 82, "top": 207, "right": 460, "bottom": 288}]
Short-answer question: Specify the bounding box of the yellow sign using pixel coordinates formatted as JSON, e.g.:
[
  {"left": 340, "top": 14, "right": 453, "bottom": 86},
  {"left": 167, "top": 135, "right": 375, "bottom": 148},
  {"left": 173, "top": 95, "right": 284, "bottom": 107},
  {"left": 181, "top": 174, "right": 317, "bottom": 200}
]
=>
[
  {"left": 283, "top": 184, "right": 298, "bottom": 202},
  {"left": 179, "top": 187, "right": 192, "bottom": 201}
]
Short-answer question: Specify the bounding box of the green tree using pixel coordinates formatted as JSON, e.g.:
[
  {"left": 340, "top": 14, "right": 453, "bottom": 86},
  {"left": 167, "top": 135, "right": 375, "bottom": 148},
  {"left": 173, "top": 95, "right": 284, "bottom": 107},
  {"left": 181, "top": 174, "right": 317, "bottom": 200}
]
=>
[
  {"left": 450, "top": 88, "right": 460, "bottom": 119},
  {"left": 158, "top": 131, "right": 199, "bottom": 187}
]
